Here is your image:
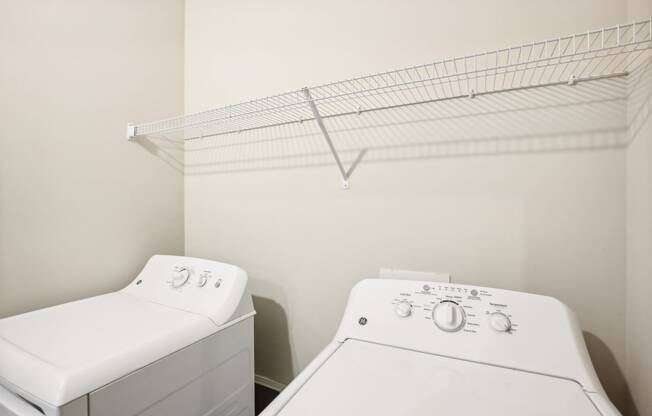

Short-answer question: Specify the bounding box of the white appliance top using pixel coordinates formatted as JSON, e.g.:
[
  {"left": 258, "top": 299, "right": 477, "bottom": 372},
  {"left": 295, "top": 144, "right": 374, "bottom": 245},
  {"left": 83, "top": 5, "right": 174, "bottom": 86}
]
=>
[
  {"left": 277, "top": 340, "right": 601, "bottom": 416},
  {"left": 263, "top": 279, "right": 618, "bottom": 416},
  {"left": 333, "top": 279, "right": 604, "bottom": 394},
  {"left": 0, "top": 255, "right": 253, "bottom": 407}
]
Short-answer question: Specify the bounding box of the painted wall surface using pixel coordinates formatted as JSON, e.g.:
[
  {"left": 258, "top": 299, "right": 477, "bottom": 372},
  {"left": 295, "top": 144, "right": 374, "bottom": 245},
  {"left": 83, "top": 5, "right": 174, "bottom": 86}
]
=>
[
  {"left": 0, "top": 1, "right": 185, "bottom": 317},
  {"left": 626, "top": 3, "right": 652, "bottom": 416},
  {"left": 184, "top": 0, "right": 630, "bottom": 410},
  {"left": 625, "top": 79, "right": 652, "bottom": 416}
]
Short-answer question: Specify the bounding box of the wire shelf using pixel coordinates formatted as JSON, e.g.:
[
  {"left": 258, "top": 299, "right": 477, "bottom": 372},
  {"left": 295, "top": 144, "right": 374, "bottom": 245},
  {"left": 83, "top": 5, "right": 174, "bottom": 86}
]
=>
[{"left": 130, "top": 18, "right": 652, "bottom": 186}]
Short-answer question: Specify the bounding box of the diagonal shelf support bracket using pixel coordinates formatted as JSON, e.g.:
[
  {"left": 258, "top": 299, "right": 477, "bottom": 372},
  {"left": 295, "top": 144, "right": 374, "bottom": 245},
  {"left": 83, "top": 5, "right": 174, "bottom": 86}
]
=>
[{"left": 303, "top": 87, "right": 350, "bottom": 190}]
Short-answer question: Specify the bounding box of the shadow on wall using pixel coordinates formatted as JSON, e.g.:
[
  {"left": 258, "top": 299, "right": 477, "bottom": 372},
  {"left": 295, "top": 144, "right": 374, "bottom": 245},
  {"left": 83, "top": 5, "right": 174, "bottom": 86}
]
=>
[
  {"left": 135, "top": 135, "right": 184, "bottom": 174},
  {"left": 252, "top": 295, "right": 294, "bottom": 386},
  {"left": 628, "top": 57, "right": 652, "bottom": 143},
  {"left": 583, "top": 331, "right": 637, "bottom": 415}
]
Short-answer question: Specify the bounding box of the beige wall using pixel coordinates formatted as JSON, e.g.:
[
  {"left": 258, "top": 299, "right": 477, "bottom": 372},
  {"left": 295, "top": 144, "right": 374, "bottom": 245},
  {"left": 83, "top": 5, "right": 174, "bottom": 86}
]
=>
[
  {"left": 625, "top": 82, "right": 652, "bottom": 416},
  {"left": 626, "top": 2, "right": 652, "bottom": 416},
  {"left": 0, "top": 0, "right": 185, "bottom": 317},
  {"left": 184, "top": 0, "right": 630, "bottom": 410}
]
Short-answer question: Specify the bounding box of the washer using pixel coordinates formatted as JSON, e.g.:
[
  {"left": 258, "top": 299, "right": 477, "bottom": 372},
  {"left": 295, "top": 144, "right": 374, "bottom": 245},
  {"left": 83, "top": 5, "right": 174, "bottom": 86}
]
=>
[
  {"left": 261, "top": 279, "right": 620, "bottom": 416},
  {"left": 0, "top": 255, "right": 255, "bottom": 416}
]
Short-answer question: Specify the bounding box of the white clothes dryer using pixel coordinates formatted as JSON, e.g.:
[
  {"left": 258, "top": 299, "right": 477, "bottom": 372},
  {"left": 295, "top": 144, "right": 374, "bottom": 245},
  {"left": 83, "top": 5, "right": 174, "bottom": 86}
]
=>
[{"left": 0, "top": 255, "right": 255, "bottom": 416}]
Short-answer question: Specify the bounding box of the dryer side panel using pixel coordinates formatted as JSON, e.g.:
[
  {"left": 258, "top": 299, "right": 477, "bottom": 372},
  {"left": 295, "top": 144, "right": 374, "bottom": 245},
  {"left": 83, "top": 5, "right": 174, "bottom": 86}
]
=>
[{"left": 89, "top": 318, "right": 254, "bottom": 416}]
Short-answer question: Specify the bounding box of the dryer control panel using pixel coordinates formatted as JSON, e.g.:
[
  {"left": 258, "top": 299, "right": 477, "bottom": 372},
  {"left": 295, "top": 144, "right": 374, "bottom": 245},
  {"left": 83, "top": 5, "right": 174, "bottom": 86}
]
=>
[
  {"left": 334, "top": 279, "right": 601, "bottom": 393},
  {"left": 122, "top": 255, "right": 248, "bottom": 326}
]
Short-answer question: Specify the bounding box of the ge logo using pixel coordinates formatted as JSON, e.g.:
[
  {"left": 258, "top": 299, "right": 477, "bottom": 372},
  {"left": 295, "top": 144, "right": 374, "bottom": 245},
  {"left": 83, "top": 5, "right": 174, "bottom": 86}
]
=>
[{"left": 358, "top": 317, "right": 368, "bottom": 326}]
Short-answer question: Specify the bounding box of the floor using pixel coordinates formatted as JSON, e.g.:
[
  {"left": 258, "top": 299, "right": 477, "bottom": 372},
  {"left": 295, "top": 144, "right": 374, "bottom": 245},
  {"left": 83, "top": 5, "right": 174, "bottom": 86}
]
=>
[{"left": 255, "top": 383, "right": 280, "bottom": 415}]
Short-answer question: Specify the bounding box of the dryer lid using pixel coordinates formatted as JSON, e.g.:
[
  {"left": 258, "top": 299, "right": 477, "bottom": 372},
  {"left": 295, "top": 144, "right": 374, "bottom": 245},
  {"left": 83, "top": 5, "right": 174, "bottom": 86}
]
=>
[
  {"left": 277, "top": 339, "right": 601, "bottom": 416},
  {"left": 0, "top": 292, "right": 219, "bottom": 407}
]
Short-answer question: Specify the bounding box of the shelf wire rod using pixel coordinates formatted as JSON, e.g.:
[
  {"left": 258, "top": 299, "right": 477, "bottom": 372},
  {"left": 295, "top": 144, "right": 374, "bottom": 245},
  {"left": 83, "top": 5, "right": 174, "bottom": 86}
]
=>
[
  {"left": 593, "top": 48, "right": 626, "bottom": 78},
  {"left": 325, "top": 84, "right": 353, "bottom": 118},
  {"left": 343, "top": 79, "right": 367, "bottom": 113},
  {"left": 501, "top": 50, "right": 511, "bottom": 91},
  {"left": 390, "top": 71, "right": 410, "bottom": 106},
  {"left": 510, "top": 48, "right": 522, "bottom": 89},
  {"left": 422, "top": 66, "right": 438, "bottom": 102},
  {"left": 463, "top": 56, "right": 470, "bottom": 95},
  {"left": 478, "top": 53, "right": 486, "bottom": 92},
  {"left": 502, "top": 49, "right": 512, "bottom": 86},
  {"left": 556, "top": 37, "right": 580, "bottom": 82},
  {"left": 362, "top": 77, "right": 387, "bottom": 112},
  {"left": 408, "top": 67, "right": 428, "bottom": 103},
  {"left": 527, "top": 42, "right": 547, "bottom": 87},
  {"left": 536, "top": 43, "right": 556, "bottom": 86},
  {"left": 440, "top": 60, "right": 453, "bottom": 97},
  {"left": 398, "top": 69, "right": 421, "bottom": 104},
  {"left": 434, "top": 64, "right": 446, "bottom": 100},
  {"left": 490, "top": 52, "right": 497, "bottom": 92},
  {"left": 363, "top": 76, "right": 387, "bottom": 110},
  {"left": 574, "top": 33, "right": 605, "bottom": 78},
  {"left": 452, "top": 59, "right": 462, "bottom": 97},
  {"left": 355, "top": 80, "right": 374, "bottom": 112},
  {"left": 423, "top": 64, "right": 440, "bottom": 101},
  {"left": 634, "top": 21, "right": 645, "bottom": 42},
  {"left": 504, "top": 49, "right": 512, "bottom": 91},
  {"left": 337, "top": 81, "right": 364, "bottom": 116}
]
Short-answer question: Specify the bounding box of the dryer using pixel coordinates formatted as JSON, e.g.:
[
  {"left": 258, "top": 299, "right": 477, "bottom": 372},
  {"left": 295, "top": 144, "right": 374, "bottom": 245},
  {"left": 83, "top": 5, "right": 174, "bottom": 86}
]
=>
[
  {"left": 261, "top": 279, "right": 620, "bottom": 416},
  {"left": 0, "top": 255, "right": 255, "bottom": 416}
]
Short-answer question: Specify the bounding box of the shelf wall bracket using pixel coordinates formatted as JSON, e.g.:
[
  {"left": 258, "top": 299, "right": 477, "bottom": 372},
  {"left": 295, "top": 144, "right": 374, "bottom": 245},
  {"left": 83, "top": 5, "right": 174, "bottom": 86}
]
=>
[
  {"left": 303, "top": 87, "right": 350, "bottom": 190},
  {"left": 127, "top": 124, "right": 136, "bottom": 141}
]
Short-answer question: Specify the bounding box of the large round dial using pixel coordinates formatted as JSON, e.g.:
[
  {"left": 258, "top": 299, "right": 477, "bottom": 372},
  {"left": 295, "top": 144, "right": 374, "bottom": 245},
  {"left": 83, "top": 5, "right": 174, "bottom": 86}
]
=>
[
  {"left": 171, "top": 268, "right": 191, "bottom": 288},
  {"left": 432, "top": 301, "right": 466, "bottom": 332},
  {"left": 489, "top": 311, "right": 512, "bottom": 332}
]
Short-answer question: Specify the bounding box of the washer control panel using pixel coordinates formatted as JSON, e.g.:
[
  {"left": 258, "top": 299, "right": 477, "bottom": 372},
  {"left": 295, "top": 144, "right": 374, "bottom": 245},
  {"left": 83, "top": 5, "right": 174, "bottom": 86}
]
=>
[
  {"left": 390, "top": 283, "right": 518, "bottom": 335},
  {"left": 122, "top": 255, "right": 247, "bottom": 325},
  {"left": 334, "top": 279, "right": 598, "bottom": 388}
]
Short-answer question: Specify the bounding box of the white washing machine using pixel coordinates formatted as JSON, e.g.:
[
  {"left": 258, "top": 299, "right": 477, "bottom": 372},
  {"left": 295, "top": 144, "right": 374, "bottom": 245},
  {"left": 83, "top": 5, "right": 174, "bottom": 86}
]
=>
[
  {"left": 0, "top": 255, "right": 255, "bottom": 416},
  {"left": 261, "top": 279, "right": 620, "bottom": 416}
]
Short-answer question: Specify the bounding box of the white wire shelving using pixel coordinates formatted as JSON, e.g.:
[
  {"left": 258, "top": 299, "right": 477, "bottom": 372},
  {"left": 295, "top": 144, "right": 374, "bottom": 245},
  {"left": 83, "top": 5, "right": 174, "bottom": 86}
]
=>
[{"left": 129, "top": 18, "right": 652, "bottom": 188}]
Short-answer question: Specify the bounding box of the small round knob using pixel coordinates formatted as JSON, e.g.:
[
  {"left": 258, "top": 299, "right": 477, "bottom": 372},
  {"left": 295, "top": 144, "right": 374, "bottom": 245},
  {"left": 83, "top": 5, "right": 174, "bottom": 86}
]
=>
[
  {"left": 197, "top": 274, "right": 208, "bottom": 288},
  {"left": 433, "top": 301, "right": 466, "bottom": 332},
  {"left": 489, "top": 312, "right": 512, "bottom": 332},
  {"left": 395, "top": 301, "right": 412, "bottom": 318},
  {"left": 171, "top": 268, "right": 191, "bottom": 288}
]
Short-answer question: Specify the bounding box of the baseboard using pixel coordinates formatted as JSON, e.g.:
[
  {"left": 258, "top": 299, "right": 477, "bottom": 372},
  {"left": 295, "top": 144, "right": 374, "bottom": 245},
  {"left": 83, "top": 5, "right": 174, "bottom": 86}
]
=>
[{"left": 255, "top": 374, "right": 287, "bottom": 392}]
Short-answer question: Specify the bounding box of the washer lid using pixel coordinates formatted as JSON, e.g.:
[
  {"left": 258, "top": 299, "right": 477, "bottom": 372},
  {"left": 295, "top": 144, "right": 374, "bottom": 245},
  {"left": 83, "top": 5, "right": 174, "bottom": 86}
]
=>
[
  {"left": 0, "top": 292, "right": 218, "bottom": 407},
  {"left": 277, "top": 340, "right": 601, "bottom": 416}
]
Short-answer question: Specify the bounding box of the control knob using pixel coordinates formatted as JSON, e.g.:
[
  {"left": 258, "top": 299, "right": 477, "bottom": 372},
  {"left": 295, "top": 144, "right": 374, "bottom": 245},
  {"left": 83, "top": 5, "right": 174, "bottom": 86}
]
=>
[
  {"left": 489, "top": 311, "right": 512, "bottom": 332},
  {"left": 171, "top": 267, "right": 191, "bottom": 288},
  {"left": 395, "top": 301, "right": 412, "bottom": 318},
  {"left": 432, "top": 301, "right": 466, "bottom": 332}
]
